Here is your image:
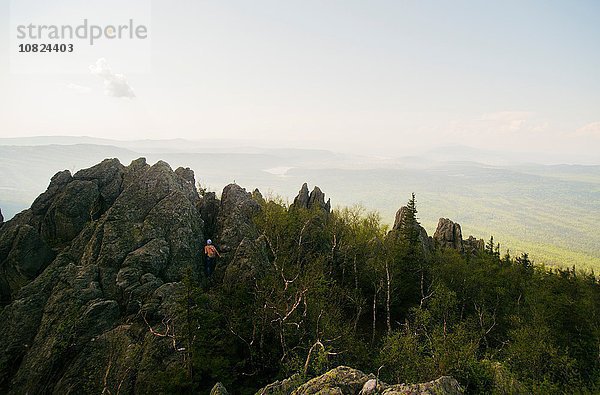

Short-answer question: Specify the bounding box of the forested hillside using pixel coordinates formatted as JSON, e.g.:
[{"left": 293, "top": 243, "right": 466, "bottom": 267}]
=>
[
  {"left": 185, "top": 188, "right": 599, "bottom": 394},
  {"left": 0, "top": 158, "right": 598, "bottom": 394}
]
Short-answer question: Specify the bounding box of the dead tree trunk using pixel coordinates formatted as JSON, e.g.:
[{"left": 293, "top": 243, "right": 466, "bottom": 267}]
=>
[
  {"left": 385, "top": 259, "right": 392, "bottom": 335},
  {"left": 372, "top": 281, "right": 382, "bottom": 344}
]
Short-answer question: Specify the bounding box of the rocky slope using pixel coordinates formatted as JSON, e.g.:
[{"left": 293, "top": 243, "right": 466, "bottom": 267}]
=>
[{"left": 0, "top": 158, "right": 479, "bottom": 394}]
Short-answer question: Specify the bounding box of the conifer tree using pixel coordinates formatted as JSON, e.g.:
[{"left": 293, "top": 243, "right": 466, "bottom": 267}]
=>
[{"left": 401, "top": 193, "right": 420, "bottom": 250}]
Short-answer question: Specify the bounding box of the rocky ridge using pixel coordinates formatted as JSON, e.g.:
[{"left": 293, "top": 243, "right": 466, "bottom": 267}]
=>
[{"left": 0, "top": 158, "right": 481, "bottom": 393}]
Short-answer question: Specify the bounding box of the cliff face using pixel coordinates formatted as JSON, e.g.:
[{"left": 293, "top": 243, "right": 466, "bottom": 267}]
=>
[
  {"left": 0, "top": 158, "right": 479, "bottom": 393},
  {"left": 0, "top": 158, "right": 208, "bottom": 393}
]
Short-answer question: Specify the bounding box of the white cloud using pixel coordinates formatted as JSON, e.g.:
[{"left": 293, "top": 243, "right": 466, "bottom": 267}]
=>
[
  {"left": 575, "top": 122, "right": 600, "bottom": 138},
  {"left": 67, "top": 83, "right": 91, "bottom": 94},
  {"left": 89, "top": 58, "right": 135, "bottom": 99},
  {"left": 479, "top": 111, "right": 532, "bottom": 132}
]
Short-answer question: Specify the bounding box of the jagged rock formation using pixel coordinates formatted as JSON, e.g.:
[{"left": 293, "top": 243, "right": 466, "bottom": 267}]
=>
[
  {"left": 433, "top": 218, "right": 484, "bottom": 255},
  {"left": 215, "top": 183, "right": 261, "bottom": 254},
  {"left": 390, "top": 206, "right": 433, "bottom": 251},
  {"left": 0, "top": 208, "right": 4, "bottom": 227},
  {"left": 0, "top": 158, "right": 211, "bottom": 393},
  {"left": 292, "top": 183, "right": 331, "bottom": 213},
  {"left": 251, "top": 366, "right": 463, "bottom": 395},
  {"left": 433, "top": 218, "right": 463, "bottom": 251}
]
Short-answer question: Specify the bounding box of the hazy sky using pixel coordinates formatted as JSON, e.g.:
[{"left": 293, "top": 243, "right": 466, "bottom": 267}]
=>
[{"left": 1, "top": 0, "right": 599, "bottom": 162}]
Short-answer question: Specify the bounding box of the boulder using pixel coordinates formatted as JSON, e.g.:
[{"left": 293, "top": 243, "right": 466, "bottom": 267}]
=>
[
  {"left": 211, "top": 382, "right": 230, "bottom": 395},
  {"left": 255, "top": 373, "right": 303, "bottom": 395},
  {"left": 382, "top": 376, "right": 463, "bottom": 395},
  {"left": 292, "top": 366, "right": 370, "bottom": 395}
]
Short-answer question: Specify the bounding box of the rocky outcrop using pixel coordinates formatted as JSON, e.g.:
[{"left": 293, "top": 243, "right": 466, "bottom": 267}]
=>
[
  {"left": 382, "top": 376, "right": 463, "bottom": 395},
  {"left": 0, "top": 157, "right": 481, "bottom": 394},
  {"left": 0, "top": 219, "right": 55, "bottom": 304},
  {"left": 391, "top": 206, "right": 433, "bottom": 251},
  {"left": 292, "top": 183, "right": 331, "bottom": 213},
  {"left": 433, "top": 218, "right": 484, "bottom": 255},
  {"left": 433, "top": 218, "right": 463, "bottom": 251},
  {"left": 293, "top": 366, "right": 370, "bottom": 395},
  {"left": 256, "top": 373, "right": 303, "bottom": 395},
  {"left": 253, "top": 366, "right": 462, "bottom": 395},
  {"left": 0, "top": 158, "right": 205, "bottom": 394},
  {"left": 464, "top": 235, "right": 485, "bottom": 255},
  {"left": 223, "top": 235, "right": 269, "bottom": 287},
  {"left": 211, "top": 382, "right": 230, "bottom": 395},
  {"left": 293, "top": 183, "right": 310, "bottom": 208},
  {"left": 215, "top": 184, "right": 261, "bottom": 253},
  {"left": 0, "top": 208, "right": 4, "bottom": 227}
]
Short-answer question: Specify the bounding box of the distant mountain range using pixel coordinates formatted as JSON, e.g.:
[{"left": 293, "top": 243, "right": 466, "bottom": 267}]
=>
[{"left": 0, "top": 136, "right": 598, "bottom": 269}]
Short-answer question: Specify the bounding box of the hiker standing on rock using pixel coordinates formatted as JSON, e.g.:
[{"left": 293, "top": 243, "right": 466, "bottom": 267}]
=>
[{"left": 204, "top": 239, "right": 221, "bottom": 276}]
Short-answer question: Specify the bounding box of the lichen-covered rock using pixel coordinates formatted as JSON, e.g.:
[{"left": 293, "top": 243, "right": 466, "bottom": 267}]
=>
[
  {"left": 256, "top": 373, "right": 304, "bottom": 395},
  {"left": 259, "top": 367, "right": 462, "bottom": 395},
  {"left": 382, "top": 376, "right": 463, "bottom": 395},
  {"left": 223, "top": 235, "right": 269, "bottom": 287},
  {"left": 40, "top": 179, "right": 100, "bottom": 246},
  {"left": 292, "top": 366, "right": 370, "bottom": 395},
  {"left": 31, "top": 169, "right": 73, "bottom": 215},
  {"left": 359, "top": 378, "right": 387, "bottom": 395},
  {"left": 0, "top": 211, "right": 55, "bottom": 304},
  {"left": 72, "top": 157, "right": 126, "bottom": 215},
  {"left": 211, "top": 382, "right": 230, "bottom": 395}
]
